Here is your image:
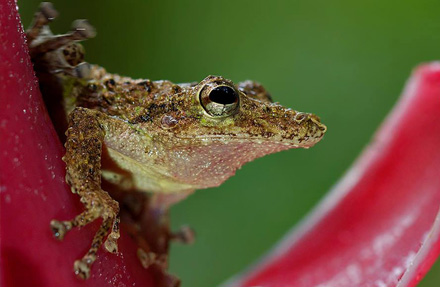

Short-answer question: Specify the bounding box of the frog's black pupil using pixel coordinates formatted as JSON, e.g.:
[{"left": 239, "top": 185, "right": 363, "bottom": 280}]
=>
[{"left": 209, "top": 86, "right": 237, "bottom": 105}]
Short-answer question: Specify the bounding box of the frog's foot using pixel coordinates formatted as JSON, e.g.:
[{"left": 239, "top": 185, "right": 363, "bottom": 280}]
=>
[
  {"left": 137, "top": 248, "right": 167, "bottom": 269},
  {"left": 50, "top": 195, "right": 120, "bottom": 279},
  {"left": 26, "top": 2, "right": 58, "bottom": 44},
  {"left": 170, "top": 225, "right": 195, "bottom": 244},
  {"left": 49, "top": 108, "right": 122, "bottom": 279},
  {"left": 26, "top": 2, "right": 95, "bottom": 78},
  {"left": 121, "top": 218, "right": 169, "bottom": 269},
  {"left": 137, "top": 249, "right": 181, "bottom": 287}
]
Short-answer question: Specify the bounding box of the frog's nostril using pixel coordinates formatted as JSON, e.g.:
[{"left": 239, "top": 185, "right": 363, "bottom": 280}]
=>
[
  {"left": 317, "top": 122, "right": 327, "bottom": 133},
  {"left": 309, "top": 115, "right": 327, "bottom": 134},
  {"left": 309, "top": 114, "right": 321, "bottom": 123}
]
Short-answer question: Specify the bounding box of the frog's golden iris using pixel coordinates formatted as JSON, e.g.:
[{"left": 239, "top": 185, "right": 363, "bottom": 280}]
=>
[{"left": 198, "top": 79, "right": 240, "bottom": 118}]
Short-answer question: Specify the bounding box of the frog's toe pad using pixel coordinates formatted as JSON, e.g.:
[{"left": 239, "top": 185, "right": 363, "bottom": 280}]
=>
[
  {"left": 137, "top": 248, "right": 157, "bottom": 269},
  {"left": 163, "top": 272, "right": 181, "bottom": 287},
  {"left": 172, "top": 225, "right": 195, "bottom": 244},
  {"left": 74, "top": 255, "right": 95, "bottom": 280},
  {"left": 39, "top": 2, "right": 58, "bottom": 21},
  {"left": 50, "top": 220, "right": 72, "bottom": 240},
  {"left": 104, "top": 234, "right": 119, "bottom": 253},
  {"left": 72, "top": 19, "right": 96, "bottom": 39}
]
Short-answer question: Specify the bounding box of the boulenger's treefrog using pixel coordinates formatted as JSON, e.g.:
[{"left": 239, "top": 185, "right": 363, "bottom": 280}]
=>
[{"left": 26, "top": 2, "right": 327, "bottom": 284}]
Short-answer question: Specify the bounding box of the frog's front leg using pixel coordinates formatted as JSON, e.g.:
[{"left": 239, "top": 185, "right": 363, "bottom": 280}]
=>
[{"left": 50, "top": 107, "right": 120, "bottom": 279}]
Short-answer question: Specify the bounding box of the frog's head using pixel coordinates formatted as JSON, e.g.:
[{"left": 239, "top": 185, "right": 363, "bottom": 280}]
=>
[{"left": 158, "top": 75, "right": 327, "bottom": 190}]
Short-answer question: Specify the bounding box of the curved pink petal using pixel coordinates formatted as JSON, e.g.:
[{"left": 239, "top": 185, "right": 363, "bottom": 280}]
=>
[
  {"left": 227, "top": 63, "right": 440, "bottom": 287},
  {"left": 0, "top": 1, "right": 156, "bottom": 286}
]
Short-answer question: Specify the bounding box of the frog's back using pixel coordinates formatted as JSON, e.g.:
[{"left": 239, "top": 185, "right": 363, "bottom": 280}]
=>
[{"left": 63, "top": 66, "right": 185, "bottom": 122}]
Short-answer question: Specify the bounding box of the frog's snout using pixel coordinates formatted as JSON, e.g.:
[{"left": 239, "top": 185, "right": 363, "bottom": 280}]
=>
[
  {"left": 292, "top": 112, "right": 327, "bottom": 146},
  {"left": 294, "top": 113, "right": 327, "bottom": 133},
  {"left": 309, "top": 114, "right": 327, "bottom": 134}
]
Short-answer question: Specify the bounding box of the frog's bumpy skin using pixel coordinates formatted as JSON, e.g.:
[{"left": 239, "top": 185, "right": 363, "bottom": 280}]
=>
[
  {"left": 26, "top": 4, "right": 120, "bottom": 280},
  {"left": 26, "top": 3, "right": 326, "bottom": 285}
]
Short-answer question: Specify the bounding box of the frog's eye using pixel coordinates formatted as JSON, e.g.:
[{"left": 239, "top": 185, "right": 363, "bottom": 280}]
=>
[{"left": 199, "top": 84, "right": 240, "bottom": 117}]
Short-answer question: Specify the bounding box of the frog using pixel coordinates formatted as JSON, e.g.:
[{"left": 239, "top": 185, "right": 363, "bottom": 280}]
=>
[{"left": 26, "top": 2, "right": 327, "bottom": 284}]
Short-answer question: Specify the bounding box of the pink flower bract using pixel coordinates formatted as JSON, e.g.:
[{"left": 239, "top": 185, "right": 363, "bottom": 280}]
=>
[
  {"left": 0, "top": 1, "right": 155, "bottom": 286},
  {"left": 226, "top": 64, "right": 440, "bottom": 287}
]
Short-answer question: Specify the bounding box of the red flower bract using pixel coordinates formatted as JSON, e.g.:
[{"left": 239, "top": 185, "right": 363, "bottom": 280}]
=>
[
  {"left": 1, "top": 0, "right": 439, "bottom": 286},
  {"left": 0, "top": 1, "right": 156, "bottom": 286},
  {"left": 226, "top": 64, "right": 440, "bottom": 287}
]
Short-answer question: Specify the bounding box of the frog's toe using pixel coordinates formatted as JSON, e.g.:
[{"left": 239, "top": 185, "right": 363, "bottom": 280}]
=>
[
  {"left": 50, "top": 219, "right": 72, "bottom": 240},
  {"left": 137, "top": 248, "right": 159, "bottom": 269},
  {"left": 104, "top": 217, "right": 121, "bottom": 253},
  {"left": 73, "top": 254, "right": 95, "bottom": 280},
  {"left": 72, "top": 19, "right": 96, "bottom": 39},
  {"left": 162, "top": 271, "right": 181, "bottom": 287},
  {"left": 171, "top": 225, "right": 195, "bottom": 244},
  {"left": 39, "top": 2, "right": 58, "bottom": 21},
  {"left": 104, "top": 236, "right": 119, "bottom": 253},
  {"left": 70, "top": 215, "right": 118, "bottom": 279},
  {"left": 137, "top": 249, "right": 181, "bottom": 286},
  {"left": 74, "top": 62, "right": 92, "bottom": 78}
]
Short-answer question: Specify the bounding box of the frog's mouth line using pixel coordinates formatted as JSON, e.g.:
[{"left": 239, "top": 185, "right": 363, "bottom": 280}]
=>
[
  {"left": 173, "top": 134, "right": 324, "bottom": 148},
  {"left": 173, "top": 116, "right": 326, "bottom": 147}
]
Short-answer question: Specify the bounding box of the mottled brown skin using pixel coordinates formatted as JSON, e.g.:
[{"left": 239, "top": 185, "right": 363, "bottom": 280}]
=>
[{"left": 26, "top": 3, "right": 327, "bottom": 285}]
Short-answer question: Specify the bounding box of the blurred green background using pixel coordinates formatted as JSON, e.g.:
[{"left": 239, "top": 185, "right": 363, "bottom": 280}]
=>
[{"left": 19, "top": 1, "right": 440, "bottom": 286}]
